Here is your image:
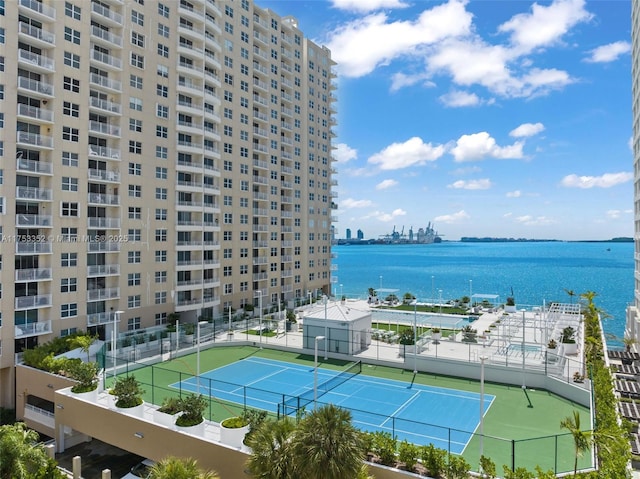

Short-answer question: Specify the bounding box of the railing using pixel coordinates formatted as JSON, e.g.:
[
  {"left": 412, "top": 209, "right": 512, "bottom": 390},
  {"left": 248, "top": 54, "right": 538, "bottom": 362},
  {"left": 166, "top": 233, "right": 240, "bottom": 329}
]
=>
[
  {"left": 18, "top": 49, "right": 55, "bottom": 71},
  {"left": 87, "top": 216, "right": 121, "bottom": 228},
  {"left": 19, "top": 0, "right": 56, "bottom": 20},
  {"left": 87, "top": 264, "right": 120, "bottom": 277},
  {"left": 17, "top": 132, "right": 54, "bottom": 149},
  {"left": 87, "top": 241, "right": 121, "bottom": 252},
  {"left": 16, "top": 156, "right": 54, "bottom": 175},
  {"left": 90, "top": 49, "right": 122, "bottom": 69},
  {"left": 19, "top": 22, "right": 55, "bottom": 44},
  {"left": 90, "top": 73, "right": 122, "bottom": 92},
  {"left": 91, "top": 25, "right": 122, "bottom": 47},
  {"left": 15, "top": 294, "right": 52, "bottom": 309},
  {"left": 17, "top": 103, "right": 54, "bottom": 122},
  {"left": 88, "top": 168, "right": 120, "bottom": 182},
  {"left": 15, "top": 268, "right": 52, "bottom": 282},
  {"left": 90, "top": 96, "right": 122, "bottom": 114},
  {"left": 91, "top": 2, "right": 123, "bottom": 24},
  {"left": 89, "top": 120, "right": 121, "bottom": 136},
  {"left": 15, "top": 320, "right": 52, "bottom": 337},
  {"left": 87, "top": 312, "right": 112, "bottom": 326},
  {"left": 15, "top": 214, "right": 52, "bottom": 227},
  {"left": 18, "top": 76, "right": 54, "bottom": 96},
  {"left": 16, "top": 186, "right": 52, "bottom": 201},
  {"left": 89, "top": 145, "right": 121, "bottom": 160},
  {"left": 16, "top": 241, "right": 53, "bottom": 254},
  {"left": 87, "top": 287, "right": 120, "bottom": 302},
  {"left": 88, "top": 193, "right": 120, "bottom": 205}
]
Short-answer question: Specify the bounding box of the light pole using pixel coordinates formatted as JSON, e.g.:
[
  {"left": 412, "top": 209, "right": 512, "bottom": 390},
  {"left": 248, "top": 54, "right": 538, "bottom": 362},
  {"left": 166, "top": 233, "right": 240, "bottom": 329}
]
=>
[
  {"left": 413, "top": 299, "right": 418, "bottom": 374},
  {"left": 323, "top": 295, "right": 328, "bottom": 359},
  {"left": 479, "top": 355, "right": 488, "bottom": 461},
  {"left": 340, "top": 283, "right": 343, "bottom": 299},
  {"left": 469, "top": 280, "right": 472, "bottom": 304},
  {"left": 314, "top": 336, "right": 326, "bottom": 409},
  {"left": 438, "top": 290, "right": 443, "bottom": 315},
  {"left": 255, "top": 291, "right": 263, "bottom": 348},
  {"left": 521, "top": 308, "right": 526, "bottom": 387},
  {"left": 196, "top": 320, "right": 207, "bottom": 392},
  {"left": 379, "top": 275, "right": 382, "bottom": 292},
  {"left": 431, "top": 276, "right": 435, "bottom": 305},
  {"left": 112, "top": 310, "right": 123, "bottom": 380}
]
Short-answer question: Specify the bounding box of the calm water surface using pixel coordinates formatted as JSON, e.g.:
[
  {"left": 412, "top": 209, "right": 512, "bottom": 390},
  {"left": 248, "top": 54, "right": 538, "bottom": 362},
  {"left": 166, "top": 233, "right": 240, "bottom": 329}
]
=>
[{"left": 332, "top": 242, "right": 633, "bottom": 345}]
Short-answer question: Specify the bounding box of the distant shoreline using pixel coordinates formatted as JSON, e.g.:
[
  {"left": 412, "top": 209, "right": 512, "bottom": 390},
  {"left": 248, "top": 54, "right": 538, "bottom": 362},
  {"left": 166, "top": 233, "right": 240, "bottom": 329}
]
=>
[{"left": 334, "top": 237, "right": 633, "bottom": 244}]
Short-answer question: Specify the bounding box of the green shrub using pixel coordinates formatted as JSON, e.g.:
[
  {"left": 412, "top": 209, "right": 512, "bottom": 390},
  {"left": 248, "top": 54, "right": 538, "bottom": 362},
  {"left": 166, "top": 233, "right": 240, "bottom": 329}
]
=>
[
  {"left": 447, "top": 455, "right": 470, "bottom": 479},
  {"left": 503, "top": 465, "right": 535, "bottom": 479},
  {"left": 175, "top": 393, "right": 207, "bottom": 427},
  {"left": 370, "top": 431, "right": 396, "bottom": 466},
  {"left": 112, "top": 375, "right": 144, "bottom": 408},
  {"left": 479, "top": 454, "right": 497, "bottom": 478},
  {"left": 397, "top": 440, "right": 419, "bottom": 471},
  {"left": 420, "top": 444, "right": 447, "bottom": 477}
]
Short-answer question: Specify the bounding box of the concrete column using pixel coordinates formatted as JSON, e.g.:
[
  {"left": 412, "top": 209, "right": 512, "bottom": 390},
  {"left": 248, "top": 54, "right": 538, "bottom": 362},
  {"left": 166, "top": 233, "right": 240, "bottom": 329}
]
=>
[
  {"left": 72, "top": 456, "right": 81, "bottom": 479},
  {"left": 102, "top": 470, "right": 112, "bottom": 479}
]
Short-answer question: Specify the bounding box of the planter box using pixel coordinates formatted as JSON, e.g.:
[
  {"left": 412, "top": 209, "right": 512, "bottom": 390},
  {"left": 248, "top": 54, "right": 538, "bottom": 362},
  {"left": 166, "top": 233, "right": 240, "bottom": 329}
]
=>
[
  {"left": 116, "top": 403, "right": 144, "bottom": 418},
  {"left": 286, "top": 322, "right": 299, "bottom": 332},
  {"left": 175, "top": 420, "right": 205, "bottom": 436},
  {"left": 220, "top": 420, "right": 250, "bottom": 448},
  {"left": 431, "top": 332, "right": 442, "bottom": 342},
  {"left": 562, "top": 342, "right": 578, "bottom": 355},
  {"left": 504, "top": 305, "right": 517, "bottom": 313},
  {"left": 153, "top": 409, "right": 179, "bottom": 428},
  {"left": 71, "top": 387, "right": 98, "bottom": 402}
]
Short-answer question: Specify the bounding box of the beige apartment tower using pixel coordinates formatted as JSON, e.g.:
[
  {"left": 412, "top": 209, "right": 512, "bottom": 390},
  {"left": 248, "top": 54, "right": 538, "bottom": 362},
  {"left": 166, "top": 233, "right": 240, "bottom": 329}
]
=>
[{"left": 0, "top": 0, "right": 336, "bottom": 408}]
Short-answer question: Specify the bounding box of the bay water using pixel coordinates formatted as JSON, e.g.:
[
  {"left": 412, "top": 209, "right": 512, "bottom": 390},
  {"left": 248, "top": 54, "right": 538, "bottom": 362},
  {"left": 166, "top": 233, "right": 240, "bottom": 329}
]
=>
[{"left": 332, "top": 242, "right": 633, "bottom": 346}]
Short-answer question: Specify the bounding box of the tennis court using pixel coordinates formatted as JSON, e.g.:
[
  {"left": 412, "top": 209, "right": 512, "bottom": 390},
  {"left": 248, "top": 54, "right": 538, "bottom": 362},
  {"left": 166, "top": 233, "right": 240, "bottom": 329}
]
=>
[{"left": 171, "top": 357, "right": 494, "bottom": 453}]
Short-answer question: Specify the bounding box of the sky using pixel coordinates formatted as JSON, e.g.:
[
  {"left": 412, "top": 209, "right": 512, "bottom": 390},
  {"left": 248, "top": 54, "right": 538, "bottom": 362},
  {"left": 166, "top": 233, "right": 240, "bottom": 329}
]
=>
[{"left": 261, "top": 0, "right": 632, "bottom": 241}]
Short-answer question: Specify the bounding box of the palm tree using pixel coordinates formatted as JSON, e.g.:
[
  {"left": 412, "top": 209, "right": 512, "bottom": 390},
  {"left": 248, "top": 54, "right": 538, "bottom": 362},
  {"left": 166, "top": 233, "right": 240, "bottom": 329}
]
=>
[
  {"left": 0, "top": 423, "right": 49, "bottom": 479},
  {"left": 70, "top": 334, "right": 96, "bottom": 362},
  {"left": 292, "top": 404, "right": 366, "bottom": 479},
  {"left": 560, "top": 410, "right": 591, "bottom": 476},
  {"left": 246, "top": 417, "right": 297, "bottom": 479},
  {"left": 564, "top": 289, "right": 576, "bottom": 304},
  {"left": 147, "top": 456, "right": 219, "bottom": 479},
  {"left": 623, "top": 336, "right": 637, "bottom": 353}
]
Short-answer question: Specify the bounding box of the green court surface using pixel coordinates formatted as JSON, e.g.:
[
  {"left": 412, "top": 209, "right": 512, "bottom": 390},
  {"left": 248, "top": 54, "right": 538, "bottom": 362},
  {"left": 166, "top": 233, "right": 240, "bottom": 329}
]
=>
[{"left": 107, "top": 345, "right": 592, "bottom": 474}]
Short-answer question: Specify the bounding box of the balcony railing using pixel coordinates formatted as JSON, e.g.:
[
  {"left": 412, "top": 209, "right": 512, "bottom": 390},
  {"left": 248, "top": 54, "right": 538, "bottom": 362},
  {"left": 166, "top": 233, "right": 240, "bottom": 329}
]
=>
[
  {"left": 18, "top": 49, "right": 55, "bottom": 71},
  {"left": 88, "top": 193, "right": 120, "bottom": 205},
  {"left": 15, "top": 214, "right": 53, "bottom": 227},
  {"left": 19, "top": 22, "right": 55, "bottom": 44},
  {"left": 17, "top": 158, "right": 53, "bottom": 174},
  {"left": 15, "top": 320, "right": 52, "bottom": 338},
  {"left": 17, "top": 132, "right": 54, "bottom": 149},
  {"left": 17, "top": 103, "right": 54, "bottom": 122},
  {"left": 91, "top": 2, "right": 123, "bottom": 24},
  {"left": 87, "top": 312, "right": 112, "bottom": 326},
  {"left": 16, "top": 186, "right": 53, "bottom": 201},
  {"left": 89, "top": 120, "right": 121, "bottom": 136},
  {"left": 15, "top": 294, "right": 52, "bottom": 310},
  {"left": 90, "top": 73, "right": 122, "bottom": 92},
  {"left": 15, "top": 268, "right": 52, "bottom": 282},
  {"left": 89, "top": 96, "right": 122, "bottom": 115},
  {"left": 88, "top": 168, "right": 120, "bottom": 182},
  {"left": 88, "top": 216, "right": 121, "bottom": 228},
  {"left": 18, "top": 76, "right": 54, "bottom": 96},
  {"left": 87, "top": 287, "right": 120, "bottom": 302},
  {"left": 87, "top": 264, "right": 120, "bottom": 277},
  {"left": 16, "top": 241, "right": 53, "bottom": 254},
  {"left": 87, "top": 241, "right": 121, "bottom": 252},
  {"left": 91, "top": 25, "right": 122, "bottom": 47},
  {"left": 19, "top": 0, "right": 56, "bottom": 20},
  {"left": 89, "top": 145, "right": 121, "bottom": 160},
  {"left": 90, "top": 49, "right": 122, "bottom": 69}
]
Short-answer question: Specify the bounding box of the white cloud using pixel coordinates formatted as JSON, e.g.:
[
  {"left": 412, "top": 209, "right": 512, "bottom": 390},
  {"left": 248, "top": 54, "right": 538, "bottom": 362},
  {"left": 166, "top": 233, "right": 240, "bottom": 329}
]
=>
[
  {"left": 439, "top": 90, "right": 482, "bottom": 107},
  {"left": 326, "top": 1, "right": 473, "bottom": 77},
  {"left": 506, "top": 190, "right": 522, "bottom": 198},
  {"left": 448, "top": 179, "right": 492, "bottom": 190},
  {"left": 390, "top": 72, "right": 435, "bottom": 92},
  {"left": 333, "top": 143, "right": 358, "bottom": 163},
  {"left": 450, "top": 132, "right": 524, "bottom": 162},
  {"left": 509, "top": 122, "right": 545, "bottom": 138},
  {"left": 368, "top": 137, "right": 445, "bottom": 170},
  {"left": 606, "top": 209, "right": 622, "bottom": 219},
  {"left": 434, "top": 210, "right": 470, "bottom": 224},
  {"left": 331, "top": 0, "right": 409, "bottom": 13},
  {"left": 450, "top": 166, "right": 482, "bottom": 175},
  {"left": 340, "top": 198, "right": 374, "bottom": 209},
  {"left": 376, "top": 179, "right": 398, "bottom": 190},
  {"left": 498, "top": 0, "right": 593, "bottom": 53},
  {"left": 585, "top": 41, "right": 631, "bottom": 63},
  {"left": 377, "top": 208, "right": 407, "bottom": 222},
  {"left": 560, "top": 172, "right": 633, "bottom": 188},
  {"left": 513, "top": 215, "right": 557, "bottom": 226}
]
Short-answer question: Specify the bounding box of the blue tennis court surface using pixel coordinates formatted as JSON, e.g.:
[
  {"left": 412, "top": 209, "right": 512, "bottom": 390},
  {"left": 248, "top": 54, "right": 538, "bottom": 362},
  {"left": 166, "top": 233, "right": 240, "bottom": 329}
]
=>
[{"left": 171, "top": 357, "right": 494, "bottom": 453}]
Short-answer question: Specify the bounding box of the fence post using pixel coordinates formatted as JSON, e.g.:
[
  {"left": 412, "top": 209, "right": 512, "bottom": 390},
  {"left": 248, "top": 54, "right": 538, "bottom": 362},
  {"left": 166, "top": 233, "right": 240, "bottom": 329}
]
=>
[
  {"left": 511, "top": 439, "right": 515, "bottom": 472},
  {"left": 554, "top": 434, "right": 558, "bottom": 473}
]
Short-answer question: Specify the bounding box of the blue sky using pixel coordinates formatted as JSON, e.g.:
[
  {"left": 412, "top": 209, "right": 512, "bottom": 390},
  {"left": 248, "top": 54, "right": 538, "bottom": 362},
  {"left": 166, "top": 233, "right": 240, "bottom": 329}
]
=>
[{"left": 263, "top": 0, "right": 632, "bottom": 241}]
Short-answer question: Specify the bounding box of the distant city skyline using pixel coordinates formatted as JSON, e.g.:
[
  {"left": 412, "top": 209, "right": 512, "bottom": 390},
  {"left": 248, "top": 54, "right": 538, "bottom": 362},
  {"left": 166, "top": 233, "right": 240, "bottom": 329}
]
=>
[{"left": 263, "top": 0, "right": 632, "bottom": 240}]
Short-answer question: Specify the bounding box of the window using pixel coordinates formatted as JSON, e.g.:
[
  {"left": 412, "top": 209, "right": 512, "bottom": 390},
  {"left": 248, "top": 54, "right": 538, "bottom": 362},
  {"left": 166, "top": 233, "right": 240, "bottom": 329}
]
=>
[
  {"left": 129, "top": 207, "right": 141, "bottom": 219},
  {"left": 129, "top": 97, "right": 143, "bottom": 111},
  {"left": 128, "top": 295, "right": 141, "bottom": 308},
  {"left": 63, "top": 76, "right": 80, "bottom": 93},
  {"left": 130, "top": 74, "right": 143, "bottom": 88},
  {"left": 61, "top": 303, "right": 78, "bottom": 318},
  {"left": 127, "top": 229, "right": 141, "bottom": 241},
  {"left": 127, "top": 317, "right": 141, "bottom": 331},
  {"left": 156, "top": 146, "right": 168, "bottom": 159},
  {"left": 62, "top": 177, "right": 78, "bottom": 191},
  {"left": 157, "top": 84, "right": 168, "bottom": 97},
  {"left": 223, "top": 266, "right": 232, "bottom": 277},
  {"left": 131, "top": 31, "right": 145, "bottom": 48},
  {"left": 65, "top": 2, "right": 81, "bottom": 20},
  {"left": 63, "top": 101, "right": 79, "bottom": 117},
  {"left": 62, "top": 151, "right": 78, "bottom": 167},
  {"left": 158, "top": 23, "right": 170, "bottom": 38},
  {"left": 155, "top": 271, "right": 167, "bottom": 283},
  {"left": 155, "top": 167, "right": 168, "bottom": 179},
  {"left": 155, "top": 229, "right": 167, "bottom": 241},
  {"left": 156, "top": 125, "right": 168, "bottom": 138},
  {"left": 128, "top": 273, "right": 141, "bottom": 286},
  {"left": 128, "top": 251, "right": 141, "bottom": 264},
  {"left": 157, "top": 64, "right": 169, "bottom": 78},
  {"left": 157, "top": 43, "right": 169, "bottom": 58},
  {"left": 129, "top": 141, "right": 142, "bottom": 154},
  {"left": 61, "top": 278, "right": 77, "bottom": 293},
  {"left": 155, "top": 291, "right": 167, "bottom": 304},
  {"left": 128, "top": 185, "right": 142, "bottom": 197},
  {"left": 61, "top": 253, "right": 77, "bottom": 267},
  {"left": 61, "top": 202, "right": 79, "bottom": 217},
  {"left": 157, "top": 104, "right": 169, "bottom": 118},
  {"left": 155, "top": 188, "right": 167, "bottom": 200},
  {"left": 60, "top": 227, "right": 77, "bottom": 241},
  {"left": 155, "top": 208, "right": 167, "bottom": 220},
  {"left": 158, "top": 3, "right": 169, "bottom": 17},
  {"left": 155, "top": 250, "right": 167, "bottom": 262},
  {"left": 64, "top": 51, "right": 80, "bottom": 68},
  {"left": 130, "top": 53, "right": 144, "bottom": 69},
  {"left": 129, "top": 119, "right": 142, "bottom": 132},
  {"left": 155, "top": 312, "right": 167, "bottom": 325},
  {"left": 63, "top": 127, "right": 79, "bottom": 142},
  {"left": 131, "top": 10, "right": 144, "bottom": 26},
  {"left": 64, "top": 27, "right": 81, "bottom": 44}
]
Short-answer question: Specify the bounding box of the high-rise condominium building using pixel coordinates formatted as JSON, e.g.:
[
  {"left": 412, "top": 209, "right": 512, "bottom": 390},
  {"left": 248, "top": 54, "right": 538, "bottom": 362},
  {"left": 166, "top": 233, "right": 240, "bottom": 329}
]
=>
[
  {"left": 630, "top": 0, "right": 640, "bottom": 344},
  {"left": 0, "top": 0, "right": 336, "bottom": 408}
]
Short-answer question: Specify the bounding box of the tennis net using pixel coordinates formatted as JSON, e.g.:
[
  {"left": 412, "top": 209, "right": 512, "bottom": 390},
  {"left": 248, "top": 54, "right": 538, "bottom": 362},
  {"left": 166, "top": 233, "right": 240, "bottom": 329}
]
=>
[{"left": 281, "top": 360, "right": 362, "bottom": 416}]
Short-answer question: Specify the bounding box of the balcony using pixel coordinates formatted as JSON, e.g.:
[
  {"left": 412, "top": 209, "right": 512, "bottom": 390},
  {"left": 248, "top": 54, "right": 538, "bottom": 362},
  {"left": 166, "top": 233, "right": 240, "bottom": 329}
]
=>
[
  {"left": 18, "top": 76, "right": 54, "bottom": 98},
  {"left": 87, "top": 216, "right": 121, "bottom": 228},
  {"left": 90, "top": 49, "right": 122, "bottom": 70},
  {"left": 17, "top": 103, "right": 54, "bottom": 123},
  {"left": 176, "top": 298, "right": 201, "bottom": 307},
  {"left": 17, "top": 131, "right": 54, "bottom": 149},
  {"left": 89, "top": 97, "right": 122, "bottom": 115},
  {"left": 90, "top": 73, "right": 122, "bottom": 93},
  {"left": 87, "top": 287, "right": 120, "bottom": 302},
  {"left": 16, "top": 241, "right": 53, "bottom": 255},
  {"left": 15, "top": 320, "right": 52, "bottom": 338},
  {"left": 17, "top": 157, "right": 53, "bottom": 175},
  {"left": 16, "top": 186, "right": 53, "bottom": 201},
  {"left": 87, "top": 241, "right": 121, "bottom": 252},
  {"left": 87, "top": 312, "right": 113, "bottom": 326},
  {"left": 88, "top": 193, "right": 120, "bottom": 205},
  {"left": 15, "top": 214, "right": 53, "bottom": 227},
  {"left": 15, "top": 294, "right": 52, "bottom": 310},
  {"left": 87, "top": 264, "right": 120, "bottom": 277},
  {"left": 18, "top": 49, "right": 55, "bottom": 73},
  {"left": 19, "top": 0, "right": 56, "bottom": 21},
  {"left": 15, "top": 268, "right": 53, "bottom": 282},
  {"left": 91, "top": 25, "right": 123, "bottom": 48},
  {"left": 89, "top": 145, "right": 121, "bottom": 160},
  {"left": 88, "top": 168, "right": 120, "bottom": 183},
  {"left": 18, "top": 22, "right": 55, "bottom": 46},
  {"left": 91, "top": 2, "right": 123, "bottom": 26},
  {"left": 89, "top": 120, "right": 121, "bottom": 137}
]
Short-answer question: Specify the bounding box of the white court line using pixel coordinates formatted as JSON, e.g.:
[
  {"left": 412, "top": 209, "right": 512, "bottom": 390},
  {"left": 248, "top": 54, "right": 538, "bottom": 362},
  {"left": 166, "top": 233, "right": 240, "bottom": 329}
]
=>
[{"left": 379, "top": 390, "right": 422, "bottom": 429}]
